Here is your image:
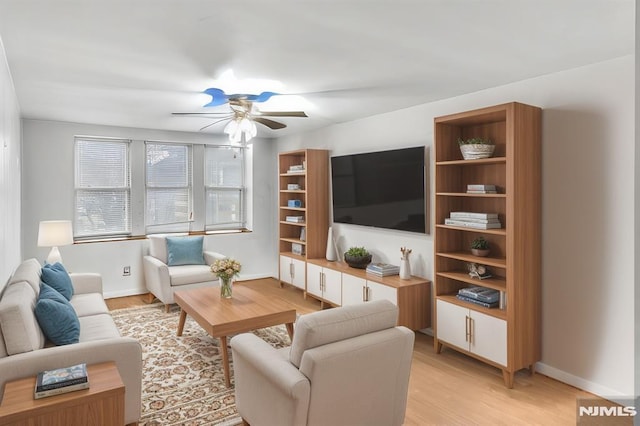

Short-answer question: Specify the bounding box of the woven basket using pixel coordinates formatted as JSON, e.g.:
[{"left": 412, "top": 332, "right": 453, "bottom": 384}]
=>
[{"left": 460, "top": 144, "right": 495, "bottom": 160}]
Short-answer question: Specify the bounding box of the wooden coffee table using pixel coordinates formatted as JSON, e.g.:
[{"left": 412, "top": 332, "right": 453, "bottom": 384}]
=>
[{"left": 174, "top": 285, "right": 296, "bottom": 387}]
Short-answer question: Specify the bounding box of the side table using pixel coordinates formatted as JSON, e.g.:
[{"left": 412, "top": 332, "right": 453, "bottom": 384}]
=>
[{"left": 0, "top": 361, "right": 125, "bottom": 426}]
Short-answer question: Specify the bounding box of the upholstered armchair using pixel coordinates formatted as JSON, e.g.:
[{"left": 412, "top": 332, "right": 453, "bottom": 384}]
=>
[
  {"left": 230, "top": 299, "right": 415, "bottom": 426},
  {"left": 143, "top": 235, "right": 226, "bottom": 312}
]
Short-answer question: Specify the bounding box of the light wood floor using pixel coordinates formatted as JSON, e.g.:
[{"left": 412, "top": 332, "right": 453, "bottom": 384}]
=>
[{"left": 107, "top": 278, "right": 595, "bottom": 425}]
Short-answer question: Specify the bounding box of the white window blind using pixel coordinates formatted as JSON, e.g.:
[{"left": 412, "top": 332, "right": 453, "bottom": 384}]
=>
[
  {"left": 145, "top": 142, "right": 193, "bottom": 233},
  {"left": 74, "top": 137, "right": 131, "bottom": 239},
  {"left": 205, "top": 146, "right": 245, "bottom": 230}
]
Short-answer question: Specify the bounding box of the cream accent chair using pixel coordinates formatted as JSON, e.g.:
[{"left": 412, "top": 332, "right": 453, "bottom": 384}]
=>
[
  {"left": 143, "top": 235, "right": 226, "bottom": 312},
  {"left": 230, "top": 300, "right": 415, "bottom": 426}
]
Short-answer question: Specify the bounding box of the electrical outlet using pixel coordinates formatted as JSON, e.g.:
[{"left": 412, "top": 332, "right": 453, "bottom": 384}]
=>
[{"left": 123, "top": 266, "right": 131, "bottom": 276}]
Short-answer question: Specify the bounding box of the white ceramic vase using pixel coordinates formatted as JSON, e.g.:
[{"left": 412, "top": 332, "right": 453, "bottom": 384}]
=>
[{"left": 399, "top": 258, "right": 411, "bottom": 279}]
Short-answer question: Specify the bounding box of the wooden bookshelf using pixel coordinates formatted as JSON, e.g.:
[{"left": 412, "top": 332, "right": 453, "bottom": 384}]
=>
[{"left": 433, "top": 102, "right": 541, "bottom": 388}]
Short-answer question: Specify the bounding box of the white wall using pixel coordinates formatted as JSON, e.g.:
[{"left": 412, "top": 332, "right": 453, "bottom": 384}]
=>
[
  {"left": 21, "top": 119, "right": 278, "bottom": 297},
  {"left": 0, "top": 36, "right": 21, "bottom": 286},
  {"left": 278, "top": 56, "right": 635, "bottom": 398}
]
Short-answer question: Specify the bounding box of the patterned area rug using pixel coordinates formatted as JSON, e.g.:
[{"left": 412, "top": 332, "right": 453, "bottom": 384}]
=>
[{"left": 111, "top": 303, "right": 292, "bottom": 425}]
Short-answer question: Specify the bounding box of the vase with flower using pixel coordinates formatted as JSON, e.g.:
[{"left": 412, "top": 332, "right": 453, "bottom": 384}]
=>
[
  {"left": 211, "top": 258, "right": 242, "bottom": 298},
  {"left": 399, "top": 247, "right": 412, "bottom": 280}
]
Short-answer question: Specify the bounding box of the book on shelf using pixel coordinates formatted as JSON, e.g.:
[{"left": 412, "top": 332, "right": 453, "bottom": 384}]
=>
[
  {"left": 366, "top": 262, "right": 399, "bottom": 272},
  {"left": 466, "top": 184, "right": 496, "bottom": 191},
  {"left": 448, "top": 217, "right": 499, "bottom": 224},
  {"left": 366, "top": 263, "right": 400, "bottom": 276},
  {"left": 34, "top": 363, "right": 89, "bottom": 399},
  {"left": 444, "top": 219, "right": 502, "bottom": 229},
  {"left": 469, "top": 270, "right": 493, "bottom": 280},
  {"left": 458, "top": 286, "right": 500, "bottom": 303},
  {"left": 466, "top": 190, "right": 497, "bottom": 194},
  {"left": 449, "top": 212, "right": 499, "bottom": 219},
  {"left": 456, "top": 294, "right": 499, "bottom": 309},
  {"left": 285, "top": 216, "right": 305, "bottom": 223}
]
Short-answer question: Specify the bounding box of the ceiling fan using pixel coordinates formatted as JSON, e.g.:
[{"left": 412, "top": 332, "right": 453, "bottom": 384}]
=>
[{"left": 172, "top": 88, "right": 308, "bottom": 142}]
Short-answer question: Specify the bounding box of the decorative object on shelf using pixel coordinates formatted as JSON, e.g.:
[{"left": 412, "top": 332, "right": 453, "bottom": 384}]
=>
[
  {"left": 344, "top": 246, "right": 372, "bottom": 269},
  {"left": 37, "top": 220, "right": 74, "bottom": 265},
  {"left": 300, "top": 227, "right": 306, "bottom": 241},
  {"left": 471, "top": 236, "right": 490, "bottom": 257},
  {"left": 325, "top": 226, "right": 338, "bottom": 261},
  {"left": 399, "top": 247, "right": 412, "bottom": 279},
  {"left": 458, "top": 137, "right": 495, "bottom": 160},
  {"left": 287, "top": 199, "right": 302, "bottom": 208},
  {"left": 466, "top": 262, "right": 492, "bottom": 280},
  {"left": 211, "top": 258, "right": 242, "bottom": 299}
]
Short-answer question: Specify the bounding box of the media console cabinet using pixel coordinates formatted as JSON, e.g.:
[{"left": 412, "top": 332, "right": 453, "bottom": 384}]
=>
[{"left": 306, "top": 259, "right": 431, "bottom": 330}]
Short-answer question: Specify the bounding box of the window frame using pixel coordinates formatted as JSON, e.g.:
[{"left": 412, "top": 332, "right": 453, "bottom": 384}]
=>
[{"left": 73, "top": 136, "right": 132, "bottom": 240}]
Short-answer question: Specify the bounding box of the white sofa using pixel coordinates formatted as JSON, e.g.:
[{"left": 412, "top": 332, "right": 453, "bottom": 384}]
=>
[
  {"left": 0, "top": 258, "right": 142, "bottom": 425},
  {"left": 230, "top": 299, "right": 415, "bottom": 426},
  {"left": 143, "top": 235, "right": 226, "bottom": 311}
]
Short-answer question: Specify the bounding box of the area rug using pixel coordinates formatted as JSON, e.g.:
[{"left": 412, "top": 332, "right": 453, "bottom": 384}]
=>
[{"left": 111, "top": 303, "right": 292, "bottom": 425}]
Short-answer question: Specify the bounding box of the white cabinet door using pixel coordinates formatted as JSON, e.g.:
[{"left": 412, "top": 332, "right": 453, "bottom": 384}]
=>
[
  {"left": 342, "top": 274, "right": 366, "bottom": 305},
  {"left": 291, "top": 258, "right": 306, "bottom": 290},
  {"left": 323, "top": 268, "right": 342, "bottom": 305},
  {"left": 436, "top": 300, "right": 469, "bottom": 351},
  {"left": 471, "top": 310, "right": 507, "bottom": 366},
  {"left": 306, "top": 263, "right": 323, "bottom": 297},
  {"left": 366, "top": 280, "right": 397, "bottom": 305},
  {"left": 279, "top": 255, "right": 293, "bottom": 285}
]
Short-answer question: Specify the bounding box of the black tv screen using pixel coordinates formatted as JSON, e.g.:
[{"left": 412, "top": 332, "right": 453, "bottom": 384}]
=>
[{"left": 331, "top": 146, "right": 426, "bottom": 233}]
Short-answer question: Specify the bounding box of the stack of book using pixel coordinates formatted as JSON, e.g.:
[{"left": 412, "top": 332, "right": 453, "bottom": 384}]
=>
[
  {"left": 288, "top": 165, "right": 305, "bottom": 173},
  {"left": 466, "top": 184, "right": 497, "bottom": 194},
  {"left": 34, "top": 363, "right": 89, "bottom": 399},
  {"left": 285, "top": 216, "right": 305, "bottom": 223},
  {"left": 444, "top": 212, "right": 501, "bottom": 229},
  {"left": 456, "top": 286, "right": 500, "bottom": 309},
  {"left": 366, "top": 263, "right": 400, "bottom": 277}
]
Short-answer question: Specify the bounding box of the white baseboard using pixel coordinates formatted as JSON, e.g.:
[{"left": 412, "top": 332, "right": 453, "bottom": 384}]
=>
[
  {"left": 536, "top": 362, "right": 631, "bottom": 404},
  {"left": 104, "top": 288, "right": 148, "bottom": 299}
]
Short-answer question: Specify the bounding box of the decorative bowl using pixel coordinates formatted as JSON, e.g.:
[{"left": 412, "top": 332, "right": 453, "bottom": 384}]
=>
[
  {"left": 344, "top": 253, "right": 372, "bottom": 269},
  {"left": 460, "top": 144, "right": 495, "bottom": 160}
]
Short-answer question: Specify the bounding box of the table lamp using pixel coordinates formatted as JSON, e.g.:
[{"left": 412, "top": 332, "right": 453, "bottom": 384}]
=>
[{"left": 37, "top": 220, "right": 74, "bottom": 264}]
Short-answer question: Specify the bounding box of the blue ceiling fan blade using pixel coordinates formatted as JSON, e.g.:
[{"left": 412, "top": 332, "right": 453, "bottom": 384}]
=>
[{"left": 203, "top": 88, "right": 230, "bottom": 107}]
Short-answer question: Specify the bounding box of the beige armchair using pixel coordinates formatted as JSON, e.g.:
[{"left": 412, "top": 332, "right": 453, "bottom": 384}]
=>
[
  {"left": 230, "top": 299, "right": 415, "bottom": 426},
  {"left": 143, "top": 235, "right": 226, "bottom": 312}
]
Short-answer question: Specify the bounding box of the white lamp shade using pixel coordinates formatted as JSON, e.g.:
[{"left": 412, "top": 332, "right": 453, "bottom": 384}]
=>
[{"left": 37, "top": 220, "right": 74, "bottom": 247}]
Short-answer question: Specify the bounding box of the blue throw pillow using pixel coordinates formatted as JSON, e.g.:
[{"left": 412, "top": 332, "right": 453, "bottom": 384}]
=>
[
  {"left": 41, "top": 262, "right": 73, "bottom": 301},
  {"left": 34, "top": 283, "right": 80, "bottom": 346},
  {"left": 166, "top": 236, "right": 206, "bottom": 266}
]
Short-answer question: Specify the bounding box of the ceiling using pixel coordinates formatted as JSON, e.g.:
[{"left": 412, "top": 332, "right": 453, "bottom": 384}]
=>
[{"left": 0, "top": 1, "right": 634, "bottom": 138}]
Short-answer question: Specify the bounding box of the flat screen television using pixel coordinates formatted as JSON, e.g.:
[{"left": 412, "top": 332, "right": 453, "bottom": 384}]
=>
[{"left": 331, "top": 146, "right": 426, "bottom": 233}]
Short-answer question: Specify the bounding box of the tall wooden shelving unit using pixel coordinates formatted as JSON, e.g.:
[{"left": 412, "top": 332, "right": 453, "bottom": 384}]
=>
[
  {"left": 278, "top": 149, "right": 329, "bottom": 293},
  {"left": 433, "top": 102, "right": 541, "bottom": 388}
]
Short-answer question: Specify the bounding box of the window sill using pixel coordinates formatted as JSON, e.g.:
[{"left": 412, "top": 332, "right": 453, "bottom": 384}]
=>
[{"left": 74, "top": 229, "right": 252, "bottom": 244}]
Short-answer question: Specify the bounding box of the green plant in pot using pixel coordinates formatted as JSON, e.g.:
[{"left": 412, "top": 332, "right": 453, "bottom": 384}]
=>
[
  {"left": 344, "top": 246, "right": 372, "bottom": 269},
  {"left": 458, "top": 137, "right": 495, "bottom": 160},
  {"left": 471, "top": 236, "right": 490, "bottom": 257}
]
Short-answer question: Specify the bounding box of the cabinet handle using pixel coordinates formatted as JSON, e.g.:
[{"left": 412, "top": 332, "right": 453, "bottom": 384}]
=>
[
  {"left": 465, "top": 315, "right": 471, "bottom": 342},
  {"left": 290, "top": 263, "right": 294, "bottom": 278},
  {"left": 362, "top": 286, "right": 366, "bottom": 302},
  {"left": 366, "top": 286, "right": 371, "bottom": 302},
  {"left": 469, "top": 317, "right": 474, "bottom": 345},
  {"left": 320, "top": 272, "right": 325, "bottom": 292}
]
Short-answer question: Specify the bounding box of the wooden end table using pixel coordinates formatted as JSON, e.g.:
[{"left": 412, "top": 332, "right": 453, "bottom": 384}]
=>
[
  {"left": 175, "top": 285, "right": 296, "bottom": 387},
  {"left": 0, "top": 361, "right": 125, "bottom": 426}
]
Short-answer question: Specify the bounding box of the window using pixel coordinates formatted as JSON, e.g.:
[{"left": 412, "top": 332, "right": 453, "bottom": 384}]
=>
[
  {"left": 205, "top": 146, "right": 245, "bottom": 230},
  {"left": 74, "top": 137, "right": 131, "bottom": 239},
  {"left": 145, "top": 142, "right": 192, "bottom": 233}
]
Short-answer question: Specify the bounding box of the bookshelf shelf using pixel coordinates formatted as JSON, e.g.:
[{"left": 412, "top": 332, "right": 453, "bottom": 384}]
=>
[{"left": 433, "top": 102, "right": 541, "bottom": 388}]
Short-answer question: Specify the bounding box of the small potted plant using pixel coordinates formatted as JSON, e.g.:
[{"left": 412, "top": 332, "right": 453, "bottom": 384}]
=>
[
  {"left": 458, "top": 137, "right": 495, "bottom": 160},
  {"left": 344, "top": 246, "right": 372, "bottom": 269},
  {"left": 470, "top": 236, "right": 490, "bottom": 257}
]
